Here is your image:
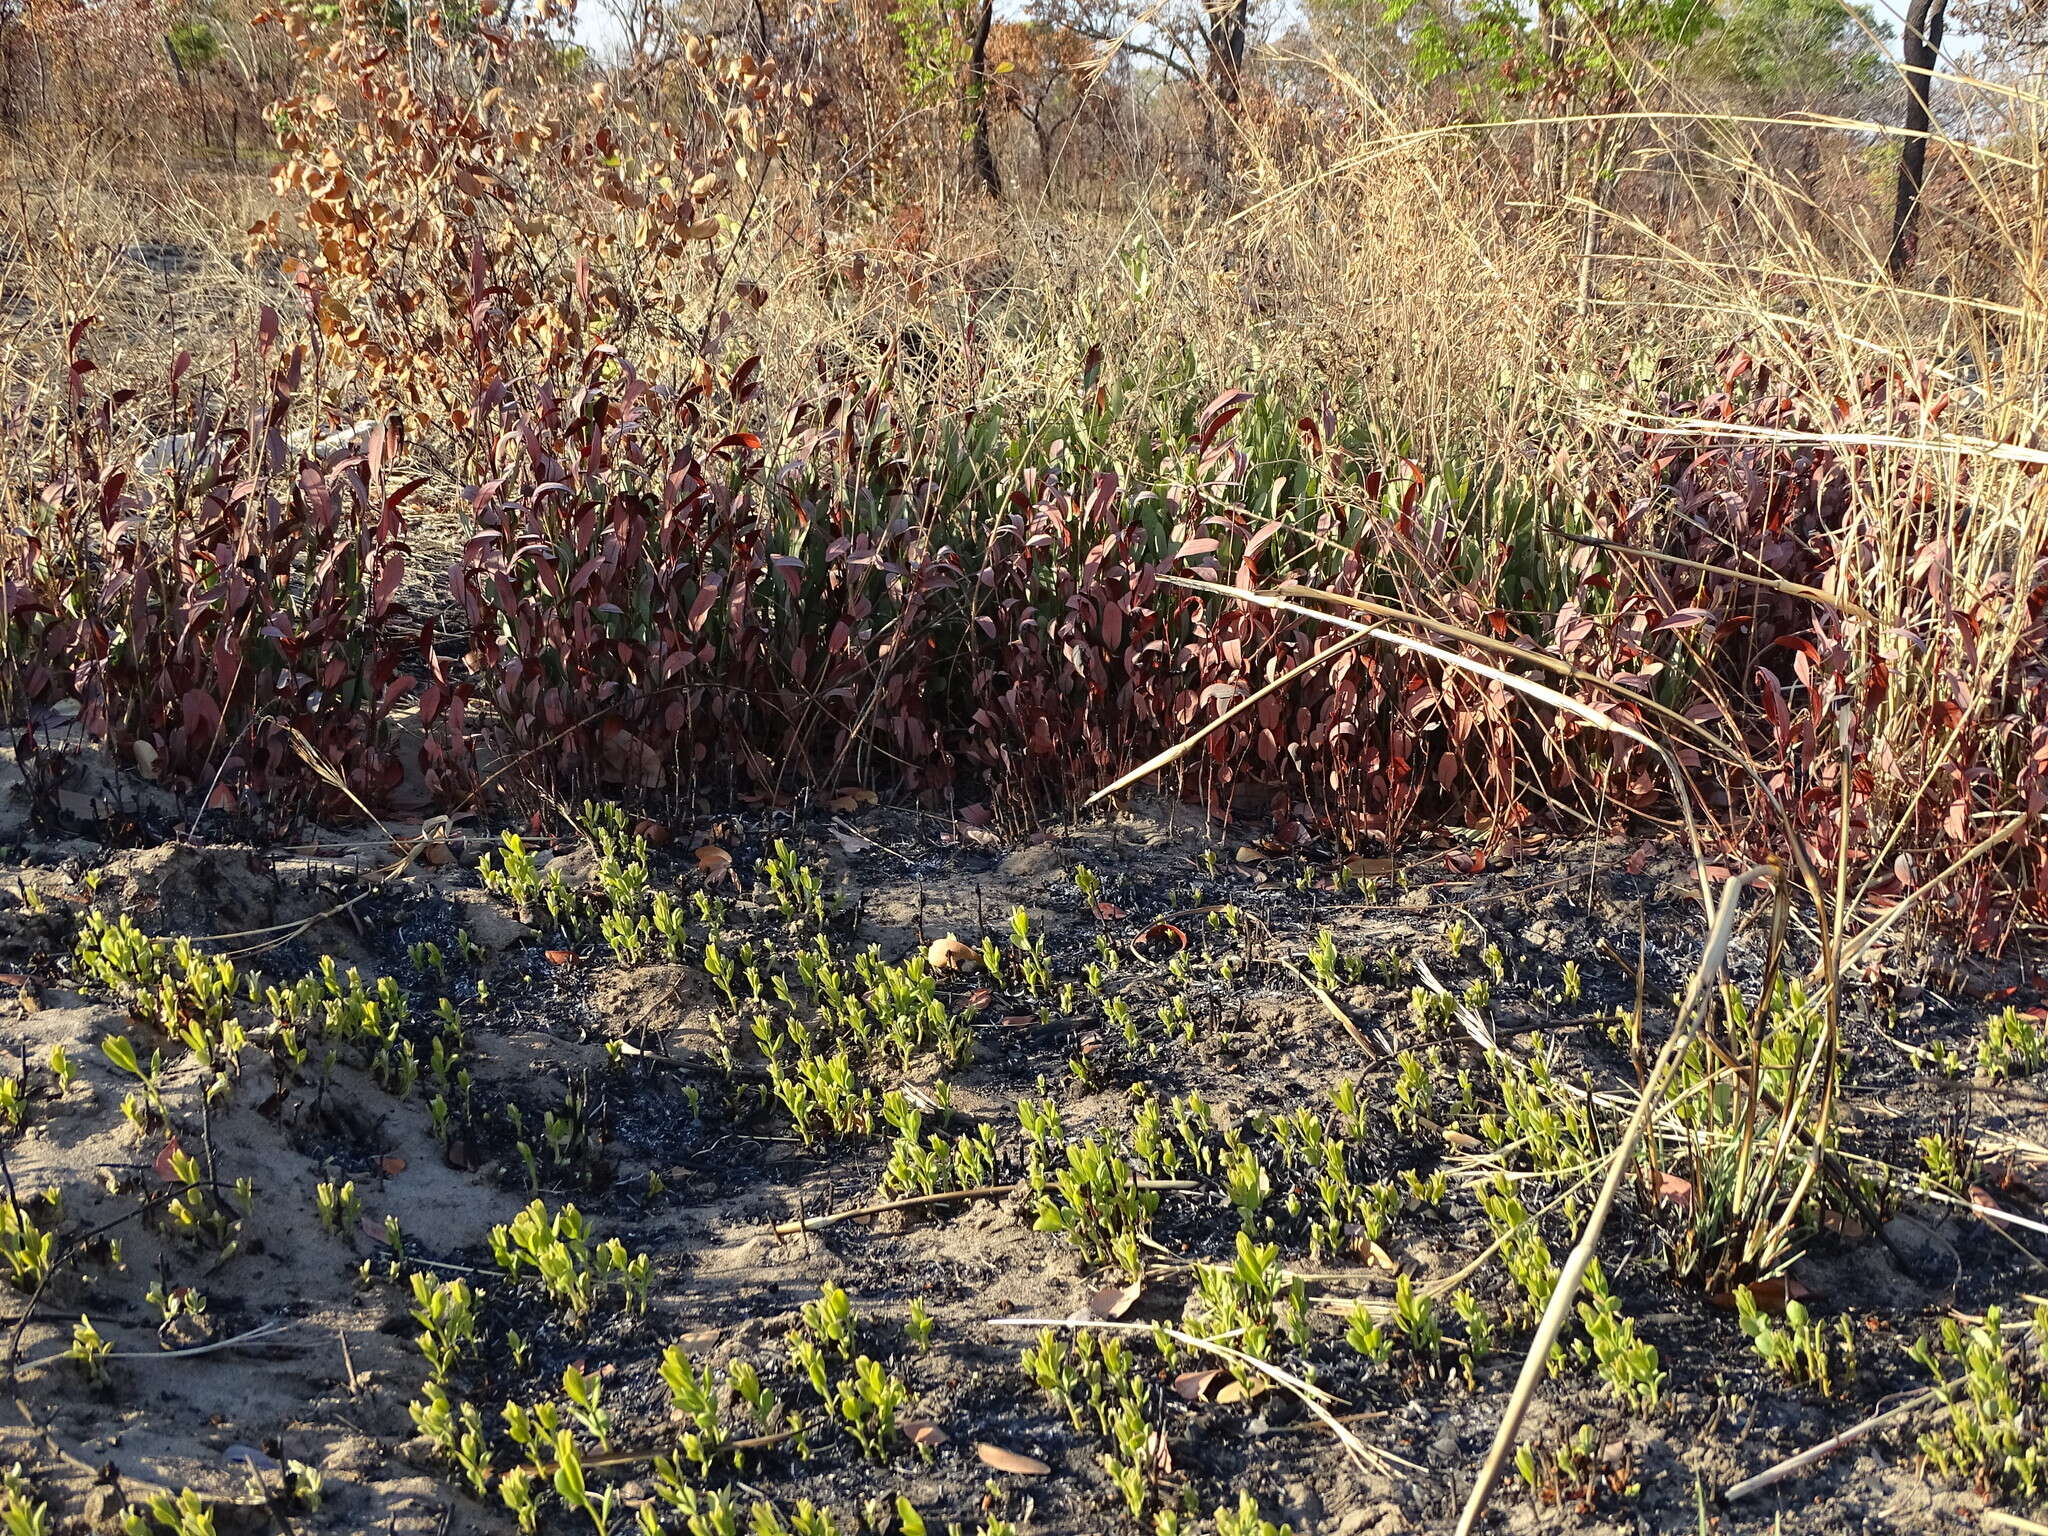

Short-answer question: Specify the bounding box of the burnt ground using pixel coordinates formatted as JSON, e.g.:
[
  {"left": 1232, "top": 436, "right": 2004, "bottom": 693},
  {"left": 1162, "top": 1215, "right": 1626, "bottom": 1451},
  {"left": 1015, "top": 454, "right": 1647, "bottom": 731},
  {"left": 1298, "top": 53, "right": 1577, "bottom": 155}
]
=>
[{"left": 0, "top": 742, "right": 2042, "bottom": 1536}]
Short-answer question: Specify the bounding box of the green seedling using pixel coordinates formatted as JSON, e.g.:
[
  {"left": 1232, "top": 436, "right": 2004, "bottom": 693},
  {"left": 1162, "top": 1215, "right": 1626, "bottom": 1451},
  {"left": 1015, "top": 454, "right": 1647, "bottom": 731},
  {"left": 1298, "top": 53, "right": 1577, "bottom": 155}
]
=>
[
  {"left": 1736, "top": 1287, "right": 1852, "bottom": 1394},
  {"left": 1032, "top": 1134, "right": 1158, "bottom": 1278},
  {"left": 66, "top": 1315, "right": 112, "bottom": 1383},
  {"left": 410, "top": 1273, "right": 481, "bottom": 1381},
  {"left": 489, "top": 1200, "right": 650, "bottom": 1321},
  {"left": 1911, "top": 1305, "right": 2048, "bottom": 1497},
  {"left": 1980, "top": 1005, "right": 2048, "bottom": 1081},
  {"left": 1575, "top": 1261, "right": 1662, "bottom": 1411},
  {"left": 832, "top": 1355, "right": 908, "bottom": 1460}
]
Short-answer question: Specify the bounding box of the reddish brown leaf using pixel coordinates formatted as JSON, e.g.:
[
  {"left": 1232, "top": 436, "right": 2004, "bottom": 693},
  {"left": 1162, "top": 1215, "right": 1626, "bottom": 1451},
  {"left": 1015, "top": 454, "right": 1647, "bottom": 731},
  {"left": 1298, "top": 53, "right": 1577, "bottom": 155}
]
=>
[
  {"left": 1709, "top": 1277, "right": 1813, "bottom": 1315},
  {"left": 975, "top": 1443, "right": 1049, "bottom": 1475},
  {"left": 1651, "top": 1171, "right": 1693, "bottom": 1210}
]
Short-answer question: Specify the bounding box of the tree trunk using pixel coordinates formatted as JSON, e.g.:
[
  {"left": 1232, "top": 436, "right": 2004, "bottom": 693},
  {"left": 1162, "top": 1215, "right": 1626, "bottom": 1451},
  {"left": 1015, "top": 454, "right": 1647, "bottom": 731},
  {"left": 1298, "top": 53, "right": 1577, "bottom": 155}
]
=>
[
  {"left": 966, "top": 0, "right": 1001, "bottom": 199},
  {"left": 1888, "top": 0, "right": 1949, "bottom": 278},
  {"left": 1205, "top": 0, "right": 1248, "bottom": 106}
]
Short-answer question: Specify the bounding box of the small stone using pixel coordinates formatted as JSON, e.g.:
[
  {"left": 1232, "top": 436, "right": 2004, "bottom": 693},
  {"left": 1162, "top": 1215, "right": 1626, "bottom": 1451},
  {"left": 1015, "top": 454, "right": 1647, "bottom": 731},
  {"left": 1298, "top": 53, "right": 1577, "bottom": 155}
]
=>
[
  {"left": 1882, "top": 1214, "right": 1959, "bottom": 1283},
  {"left": 83, "top": 1484, "right": 125, "bottom": 1532},
  {"left": 997, "top": 842, "right": 1067, "bottom": 879}
]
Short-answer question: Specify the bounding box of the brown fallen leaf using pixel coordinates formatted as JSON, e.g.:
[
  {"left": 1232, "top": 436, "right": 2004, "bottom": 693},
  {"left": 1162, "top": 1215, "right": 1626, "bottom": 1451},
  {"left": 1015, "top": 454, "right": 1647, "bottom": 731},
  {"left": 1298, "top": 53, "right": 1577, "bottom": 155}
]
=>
[
  {"left": 1709, "top": 1276, "right": 1813, "bottom": 1315},
  {"left": 1136, "top": 921, "right": 1188, "bottom": 952},
  {"left": 543, "top": 949, "right": 576, "bottom": 967},
  {"left": 1651, "top": 1171, "right": 1694, "bottom": 1210},
  {"left": 378, "top": 1155, "right": 408, "bottom": 1177},
  {"left": 903, "top": 1420, "right": 950, "bottom": 1448},
  {"left": 1344, "top": 856, "right": 1398, "bottom": 878},
  {"left": 1215, "top": 1379, "right": 1260, "bottom": 1404},
  {"left": 827, "top": 787, "right": 878, "bottom": 812},
  {"left": 1001, "top": 1015, "right": 1036, "bottom": 1030},
  {"left": 975, "top": 1443, "right": 1049, "bottom": 1476},
  {"left": 632, "top": 818, "right": 673, "bottom": 846},
  {"left": 927, "top": 935, "right": 979, "bottom": 973},
  {"left": 694, "top": 844, "right": 733, "bottom": 878},
  {"left": 965, "top": 987, "right": 994, "bottom": 1011},
  {"left": 1093, "top": 901, "right": 1126, "bottom": 921},
  {"left": 1234, "top": 845, "right": 1271, "bottom": 864},
  {"left": 1172, "top": 1369, "right": 1222, "bottom": 1402},
  {"left": 153, "top": 1138, "right": 184, "bottom": 1182},
  {"left": 1088, "top": 1279, "right": 1143, "bottom": 1320}
]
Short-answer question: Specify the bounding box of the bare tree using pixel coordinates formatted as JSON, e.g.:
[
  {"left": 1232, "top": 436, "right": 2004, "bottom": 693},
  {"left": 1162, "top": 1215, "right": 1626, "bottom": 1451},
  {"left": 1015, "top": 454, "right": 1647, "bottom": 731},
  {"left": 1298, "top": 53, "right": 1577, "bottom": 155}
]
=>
[
  {"left": 967, "top": 0, "right": 1002, "bottom": 197},
  {"left": 1205, "top": 0, "right": 1248, "bottom": 103},
  {"left": 1887, "top": 0, "right": 1949, "bottom": 277}
]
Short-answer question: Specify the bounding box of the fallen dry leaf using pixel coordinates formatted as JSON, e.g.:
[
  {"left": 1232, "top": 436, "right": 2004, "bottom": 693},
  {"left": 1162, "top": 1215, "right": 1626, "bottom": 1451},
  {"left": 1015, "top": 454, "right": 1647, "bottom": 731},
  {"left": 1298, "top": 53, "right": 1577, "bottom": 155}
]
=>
[
  {"left": 543, "top": 949, "right": 576, "bottom": 967},
  {"left": 827, "top": 787, "right": 878, "bottom": 812},
  {"left": 1215, "top": 1379, "right": 1259, "bottom": 1404},
  {"left": 1088, "top": 1279, "right": 1142, "bottom": 1320},
  {"left": 1136, "top": 921, "right": 1188, "bottom": 952},
  {"left": 1343, "top": 855, "right": 1397, "bottom": 877},
  {"left": 903, "top": 1420, "right": 950, "bottom": 1448},
  {"left": 1709, "top": 1276, "right": 1813, "bottom": 1315},
  {"left": 1173, "top": 1369, "right": 1222, "bottom": 1402},
  {"left": 694, "top": 844, "right": 733, "bottom": 878},
  {"left": 975, "top": 1443, "right": 1049, "bottom": 1476},
  {"left": 927, "top": 935, "right": 979, "bottom": 973},
  {"left": 378, "top": 1155, "right": 408, "bottom": 1177},
  {"left": 153, "top": 1139, "right": 184, "bottom": 1182},
  {"left": 1144, "top": 1428, "right": 1173, "bottom": 1477},
  {"left": 1234, "top": 845, "right": 1271, "bottom": 863},
  {"left": 1651, "top": 1171, "right": 1694, "bottom": 1210},
  {"left": 632, "top": 818, "right": 673, "bottom": 845},
  {"left": 1093, "top": 901, "right": 1126, "bottom": 921}
]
